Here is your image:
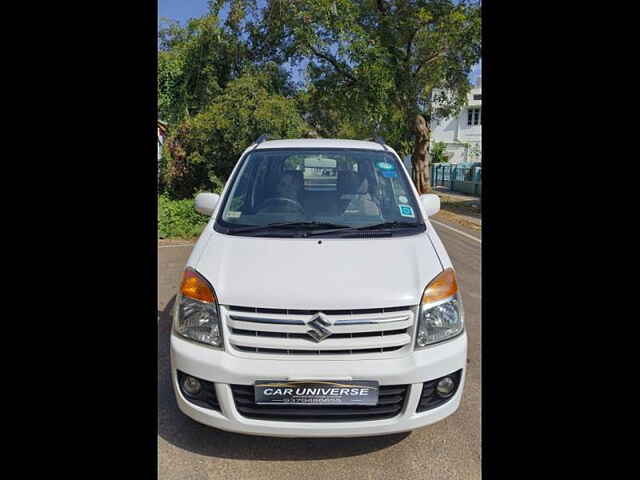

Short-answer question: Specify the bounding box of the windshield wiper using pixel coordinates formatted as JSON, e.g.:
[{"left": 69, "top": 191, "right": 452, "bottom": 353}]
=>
[
  {"left": 227, "top": 221, "right": 351, "bottom": 235},
  {"left": 354, "top": 221, "right": 420, "bottom": 230},
  {"left": 305, "top": 221, "right": 421, "bottom": 236}
]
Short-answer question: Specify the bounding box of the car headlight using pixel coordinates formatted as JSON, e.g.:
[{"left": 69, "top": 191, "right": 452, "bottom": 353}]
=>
[
  {"left": 173, "top": 268, "right": 223, "bottom": 348},
  {"left": 416, "top": 268, "right": 464, "bottom": 348}
]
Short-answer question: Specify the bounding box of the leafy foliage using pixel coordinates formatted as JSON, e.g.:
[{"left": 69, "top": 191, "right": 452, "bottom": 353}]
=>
[
  {"left": 246, "top": 0, "right": 481, "bottom": 158},
  {"left": 158, "top": 195, "right": 209, "bottom": 239},
  {"left": 431, "top": 141, "right": 449, "bottom": 163},
  {"left": 161, "top": 71, "right": 308, "bottom": 199},
  {"left": 157, "top": 1, "right": 481, "bottom": 224},
  {"left": 157, "top": 12, "right": 251, "bottom": 124}
]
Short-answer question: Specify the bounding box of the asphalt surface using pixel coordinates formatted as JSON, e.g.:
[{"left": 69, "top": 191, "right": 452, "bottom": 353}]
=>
[{"left": 158, "top": 219, "right": 481, "bottom": 479}]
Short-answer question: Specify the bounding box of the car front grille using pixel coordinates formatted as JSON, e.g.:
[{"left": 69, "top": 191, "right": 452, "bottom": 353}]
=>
[
  {"left": 230, "top": 384, "right": 409, "bottom": 422},
  {"left": 224, "top": 305, "right": 416, "bottom": 357}
]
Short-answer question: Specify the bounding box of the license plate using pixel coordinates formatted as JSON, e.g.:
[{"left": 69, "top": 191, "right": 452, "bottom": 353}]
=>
[{"left": 254, "top": 380, "right": 379, "bottom": 406}]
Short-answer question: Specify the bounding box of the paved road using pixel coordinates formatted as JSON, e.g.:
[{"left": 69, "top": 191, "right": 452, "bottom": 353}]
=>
[{"left": 158, "top": 221, "right": 481, "bottom": 480}]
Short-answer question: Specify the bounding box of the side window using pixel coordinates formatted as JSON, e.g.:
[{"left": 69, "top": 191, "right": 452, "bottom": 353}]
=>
[
  {"left": 251, "top": 157, "right": 269, "bottom": 210},
  {"left": 225, "top": 165, "right": 247, "bottom": 213},
  {"left": 338, "top": 157, "right": 358, "bottom": 173},
  {"left": 378, "top": 172, "right": 411, "bottom": 216},
  {"left": 221, "top": 156, "right": 262, "bottom": 217},
  {"left": 283, "top": 156, "right": 304, "bottom": 171},
  {"left": 361, "top": 153, "right": 417, "bottom": 220}
]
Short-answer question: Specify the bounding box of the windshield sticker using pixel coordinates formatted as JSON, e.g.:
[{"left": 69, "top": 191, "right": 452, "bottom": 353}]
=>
[
  {"left": 375, "top": 161, "right": 395, "bottom": 171},
  {"left": 398, "top": 195, "right": 408, "bottom": 204},
  {"left": 226, "top": 211, "right": 242, "bottom": 218},
  {"left": 399, "top": 205, "right": 415, "bottom": 218},
  {"left": 382, "top": 170, "right": 398, "bottom": 178}
]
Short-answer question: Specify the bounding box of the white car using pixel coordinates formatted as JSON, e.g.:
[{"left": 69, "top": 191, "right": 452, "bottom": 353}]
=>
[{"left": 170, "top": 138, "right": 466, "bottom": 437}]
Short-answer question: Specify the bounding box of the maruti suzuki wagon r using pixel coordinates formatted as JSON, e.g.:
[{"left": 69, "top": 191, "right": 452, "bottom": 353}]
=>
[{"left": 170, "top": 137, "right": 466, "bottom": 437}]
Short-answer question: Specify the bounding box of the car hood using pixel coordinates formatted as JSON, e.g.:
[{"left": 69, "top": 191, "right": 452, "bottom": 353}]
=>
[{"left": 194, "top": 231, "right": 443, "bottom": 310}]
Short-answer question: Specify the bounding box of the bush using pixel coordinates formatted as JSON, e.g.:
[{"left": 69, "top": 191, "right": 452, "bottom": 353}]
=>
[
  {"left": 158, "top": 195, "right": 209, "bottom": 239},
  {"left": 159, "top": 72, "right": 308, "bottom": 200},
  {"left": 431, "top": 141, "right": 449, "bottom": 163}
]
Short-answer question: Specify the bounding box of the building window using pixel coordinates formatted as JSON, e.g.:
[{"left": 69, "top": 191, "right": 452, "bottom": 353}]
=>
[
  {"left": 473, "top": 94, "right": 482, "bottom": 100},
  {"left": 467, "top": 107, "right": 481, "bottom": 126}
]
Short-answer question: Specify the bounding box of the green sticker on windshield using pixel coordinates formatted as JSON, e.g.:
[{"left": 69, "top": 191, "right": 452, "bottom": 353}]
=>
[
  {"left": 399, "top": 205, "right": 415, "bottom": 218},
  {"left": 375, "top": 161, "right": 395, "bottom": 171}
]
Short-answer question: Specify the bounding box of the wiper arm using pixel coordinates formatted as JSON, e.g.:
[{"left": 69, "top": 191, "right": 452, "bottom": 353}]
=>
[
  {"left": 306, "top": 221, "right": 420, "bottom": 236},
  {"left": 353, "top": 221, "right": 420, "bottom": 230},
  {"left": 227, "top": 221, "right": 351, "bottom": 234}
]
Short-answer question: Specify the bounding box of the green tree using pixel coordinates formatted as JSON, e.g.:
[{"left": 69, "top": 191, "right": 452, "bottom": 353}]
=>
[
  {"left": 157, "top": 11, "right": 251, "bottom": 124},
  {"left": 242, "top": 0, "right": 481, "bottom": 193},
  {"left": 158, "top": 4, "right": 309, "bottom": 198},
  {"left": 162, "top": 72, "right": 309, "bottom": 198}
]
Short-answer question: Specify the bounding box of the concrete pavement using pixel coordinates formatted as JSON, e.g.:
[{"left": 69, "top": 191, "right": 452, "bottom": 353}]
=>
[{"left": 158, "top": 221, "right": 481, "bottom": 479}]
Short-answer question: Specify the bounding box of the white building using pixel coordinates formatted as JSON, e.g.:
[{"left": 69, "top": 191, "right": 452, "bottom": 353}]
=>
[{"left": 430, "top": 77, "right": 481, "bottom": 164}]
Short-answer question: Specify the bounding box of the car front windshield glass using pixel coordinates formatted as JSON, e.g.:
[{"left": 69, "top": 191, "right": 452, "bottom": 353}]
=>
[{"left": 217, "top": 148, "right": 423, "bottom": 233}]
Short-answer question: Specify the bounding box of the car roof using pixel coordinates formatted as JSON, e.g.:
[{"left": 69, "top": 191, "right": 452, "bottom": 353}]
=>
[{"left": 253, "top": 138, "right": 387, "bottom": 151}]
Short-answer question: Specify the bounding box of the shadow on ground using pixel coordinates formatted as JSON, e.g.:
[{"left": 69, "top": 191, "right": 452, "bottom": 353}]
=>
[{"left": 158, "top": 296, "right": 410, "bottom": 461}]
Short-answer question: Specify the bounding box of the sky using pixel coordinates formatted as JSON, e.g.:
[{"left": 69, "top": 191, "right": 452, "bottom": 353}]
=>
[
  {"left": 158, "top": 0, "right": 481, "bottom": 85},
  {"left": 158, "top": 0, "right": 211, "bottom": 25}
]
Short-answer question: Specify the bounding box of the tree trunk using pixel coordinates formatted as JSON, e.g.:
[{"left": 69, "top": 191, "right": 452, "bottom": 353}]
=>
[{"left": 411, "top": 114, "right": 431, "bottom": 194}]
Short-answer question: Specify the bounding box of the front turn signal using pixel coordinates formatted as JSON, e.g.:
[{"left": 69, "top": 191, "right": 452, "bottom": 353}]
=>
[
  {"left": 180, "top": 269, "right": 215, "bottom": 303},
  {"left": 422, "top": 268, "right": 458, "bottom": 304}
]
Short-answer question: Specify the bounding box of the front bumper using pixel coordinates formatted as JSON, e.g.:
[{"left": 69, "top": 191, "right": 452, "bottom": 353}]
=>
[{"left": 170, "top": 331, "right": 467, "bottom": 438}]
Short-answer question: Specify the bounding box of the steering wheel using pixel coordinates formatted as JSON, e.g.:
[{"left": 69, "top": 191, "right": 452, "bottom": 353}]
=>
[{"left": 258, "top": 197, "right": 304, "bottom": 214}]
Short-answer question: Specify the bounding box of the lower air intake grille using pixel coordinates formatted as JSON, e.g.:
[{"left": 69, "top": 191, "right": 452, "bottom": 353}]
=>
[
  {"left": 233, "top": 344, "right": 405, "bottom": 355},
  {"left": 416, "top": 370, "right": 463, "bottom": 412},
  {"left": 177, "top": 371, "right": 220, "bottom": 411},
  {"left": 230, "top": 384, "right": 409, "bottom": 422}
]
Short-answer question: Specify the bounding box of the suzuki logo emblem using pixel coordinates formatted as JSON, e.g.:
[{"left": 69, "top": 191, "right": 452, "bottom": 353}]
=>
[{"left": 306, "top": 312, "right": 333, "bottom": 342}]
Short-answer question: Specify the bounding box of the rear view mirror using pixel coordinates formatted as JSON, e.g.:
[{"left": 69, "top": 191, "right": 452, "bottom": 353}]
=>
[
  {"left": 420, "top": 194, "right": 440, "bottom": 217},
  {"left": 194, "top": 192, "right": 220, "bottom": 216}
]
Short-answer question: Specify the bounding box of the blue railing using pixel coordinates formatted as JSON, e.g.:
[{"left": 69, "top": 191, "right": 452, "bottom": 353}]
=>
[
  {"left": 402, "top": 156, "right": 481, "bottom": 196},
  {"left": 431, "top": 163, "right": 481, "bottom": 196}
]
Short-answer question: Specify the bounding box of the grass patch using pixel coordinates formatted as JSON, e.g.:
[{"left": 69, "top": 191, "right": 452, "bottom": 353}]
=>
[{"left": 158, "top": 195, "right": 208, "bottom": 240}]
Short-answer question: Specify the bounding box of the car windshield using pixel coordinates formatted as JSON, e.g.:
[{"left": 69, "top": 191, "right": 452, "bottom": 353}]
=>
[{"left": 216, "top": 148, "right": 424, "bottom": 235}]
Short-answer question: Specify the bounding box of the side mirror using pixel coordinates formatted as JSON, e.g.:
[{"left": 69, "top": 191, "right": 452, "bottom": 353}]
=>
[
  {"left": 420, "top": 194, "right": 440, "bottom": 217},
  {"left": 194, "top": 192, "right": 220, "bottom": 216}
]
